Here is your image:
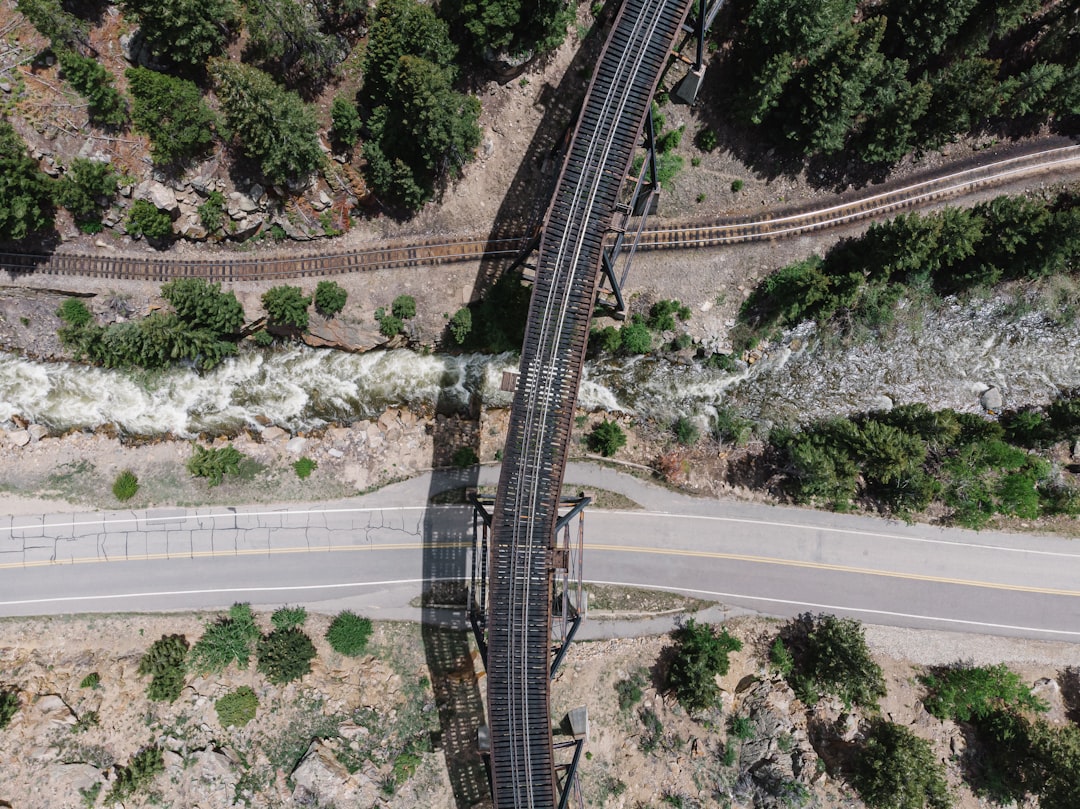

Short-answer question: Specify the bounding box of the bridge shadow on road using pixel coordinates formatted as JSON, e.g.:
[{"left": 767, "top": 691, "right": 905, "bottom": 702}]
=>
[{"left": 422, "top": 407, "right": 490, "bottom": 808}]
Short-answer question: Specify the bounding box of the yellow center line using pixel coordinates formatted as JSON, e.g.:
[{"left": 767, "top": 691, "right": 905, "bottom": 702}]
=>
[
  {"left": 584, "top": 543, "right": 1080, "bottom": 597},
  {"left": 4, "top": 541, "right": 1078, "bottom": 599}
]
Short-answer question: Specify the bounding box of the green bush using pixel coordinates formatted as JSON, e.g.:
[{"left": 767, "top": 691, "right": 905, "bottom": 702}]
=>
[
  {"left": 376, "top": 308, "right": 404, "bottom": 337},
  {"left": 119, "top": 0, "right": 237, "bottom": 69},
  {"left": 210, "top": 59, "right": 323, "bottom": 187},
  {"left": 619, "top": 321, "right": 651, "bottom": 354},
  {"left": 1, "top": 120, "right": 55, "bottom": 242},
  {"left": 293, "top": 456, "right": 317, "bottom": 479},
  {"left": 112, "top": 469, "right": 139, "bottom": 501},
  {"left": 161, "top": 278, "right": 245, "bottom": 334},
  {"left": 451, "top": 446, "right": 478, "bottom": 468},
  {"left": 57, "top": 298, "right": 93, "bottom": 327},
  {"left": 731, "top": 179, "right": 744, "bottom": 193},
  {"left": 0, "top": 688, "right": 19, "bottom": 730},
  {"left": 215, "top": 686, "right": 258, "bottom": 727},
  {"left": 330, "top": 95, "right": 363, "bottom": 148},
  {"left": 16, "top": 0, "right": 88, "bottom": 50},
  {"left": 271, "top": 605, "right": 307, "bottom": 630},
  {"left": 696, "top": 126, "right": 718, "bottom": 151},
  {"left": 126, "top": 199, "right": 174, "bottom": 242},
  {"left": 391, "top": 294, "right": 416, "bottom": 320},
  {"left": 127, "top": 67, "right": 217, "bottom": 166},
  {"left": 781, "top": 613, "right": 885, "bottom": 709},
  {"left": 314, "top": 280, "right": 347, "bottom": 317},
  {"left": 673, "top": 416, "right": 699, "bottom": 446},
  {"left": 587, "top": 419, "right": 626, "bottom": 457},
  {"left": 257, "top": 627, "right": 317, "bottom": 684},
  {"left": 729, "top": 714, "right": 755, "bottom": 740},
  {"left": 262, "top": 285, "right": 311, "bottom": 330},
  {"left": 253, "top": 329, "right": 275, "bottom": 347},
  {"left": 448, "top": 307, "right": 472, "bottom": 344},
  {"left": 667, "top": 618, "right": 742, "bottom": 712},
  {"left": 326, "top": 610, "right": 373, "bottom": 657},
  {"left": 189, "top": 603, "right": 260, "bottom": 673},
  {"left": 920, "top": 664, "right": 1047, "bottom": 722},
  {"left": 615, "top": 671, "right": 646, "bottom": 711},
  {"left": 56, "top": 49, "right": 127, "bottom": 127},
  {"left": 106, "top": 746, "right": 164, "bottom": 803},
  {"left": 851, "top": 721, "right": 951, "bottom": 809},
  {"left": 187, "top": 444, "right": 244, "bottom": 486},
  {"left": 197, "top": 191, "right": 226, "bottom": 233},
  {"left": 79, "top": 672, "right": 101, "bottom": 690},
  {"left": 137, "top": 634, "right": 189, "bottom": 702},
  {"left": 55, "top": 158, "right": 118, "bottom": 227},
  {"left": 769, "top": 637, "right": 794, "bottom": 676}
]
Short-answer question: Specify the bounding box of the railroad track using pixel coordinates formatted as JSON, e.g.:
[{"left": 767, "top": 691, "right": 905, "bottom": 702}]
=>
[
  {"left": 486, "top": 0, "right": 694, "bottom": 806},
  {"left": 1, "top": 144, "right": 1076, "bottom": 283}
]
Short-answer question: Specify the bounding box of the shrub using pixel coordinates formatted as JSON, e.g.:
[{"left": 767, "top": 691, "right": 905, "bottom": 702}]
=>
[
  {"left": 729, "top": 714, "right": 755, "bottom": 740},
  {"left": 187, "top": 443, "right": 243, "bottom": 486},
  {"left": 326, "top": 610, "right": 373, "bottom": 656},
  {"left": 16, "top": 0, "right": 88, "bottom": 50},
  {"left": 271, "top": 605, "right": 307, "bottom": 630},
  {"left": 0, "top": 688, "right": 19, "bottom": 730},
  {"left": 112, "top": 470, "right": 139, "bottom": 501},
  {"left": 619, "top": 321, "right": 651, "bottom": 354},
  {"left": 330, "top": 95, "right": 363, "bottom": 148},
  {"left": 920, "top": 663, "right": 1047, "bottom": 722},
  {"left": 57, "top": 298, "right": 93, "bottom": 327},
  {"left": 448, "top": 307, "right": 472, "bottom": 344},
  {"left": 615, "top": 671, "right": 645, "bottom": 711},
  {"left": 106, "top": 746, "right": 164, "bottom": 803},
  {"left": 0, "top": 119, "right": 54, "bottom": 242},
  {"left": 673, "top": 416, "right": 699, "bottom": 446},
  {"left": 209, "top": 59, "right": 323, "bottom": 186},
  {"left": 314, "top": 280, "right": 347, "bottom": 317},
  {"left": 391, "top": 294, "right": 416, "bottom": 320},
  {"left": 137, "top": 634, "right": 189, "bottom": 702},
  {"left": 769, "top": 637, "right": 794, "bottom": 676},
  {"left": 668, "top": 618, "right": 742, "bottom": 712},
  {"left": 451, "top": 446, "right": 478, "bottom": 468},
  {"left": 293, "top": 456, "right": 317, "bottom": 479},
  {"left": 55, "top": 158, "right": 118, "bottom": 227},
  {"left": 127, "top": 67, "right": 217, "bottom": 166},
  {"left": 696, "top": 126, "right": 718, "bottom": 151},
  {"left": 197, "top": 191, "right": 226, "bottom": 233},
  {"left": 253, "top": 329, "right": 275, "bottom": 347},
  {"left": 782, "top": 612, "right": 885, "bottom": 709},
  {"left": 588, "top": 419, "right": 626, "bottom": 457},
  {"left": 257, "top": 627, "right": 317, "bottom": 684},
  {"left": 79, "top": 672, "right": 101, "bottom": 690},
  {"left": 56, "top": 49, "right": 127, "bottom": 126},
  {"left": 851, "top": 721, "right": 951, "bottom": 809},
  {"left": 731, "top": 179, "right": 744, "bottom": 193},
  {"left": 189, "top": 602, "right": 260, "bottom": 673},
  {"left": 376, "top": 308, "right": 404, "bottom": 337},
  {"left": 215, "top": 686, "right": 258, "bottom": 727},
  {"left": 126, "top": 199, "right": 174, "bottom": 242},
  {"left": 161, "top": 278, "right": 245, "bottom": 334},
  {"left": 262, "top": 285, "right": 311, "bottom": 330}
]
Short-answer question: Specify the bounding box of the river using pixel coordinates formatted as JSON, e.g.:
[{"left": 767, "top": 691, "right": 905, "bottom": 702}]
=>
[{"left": 1, "top": 295, "right": 1078, "bottom": 437}]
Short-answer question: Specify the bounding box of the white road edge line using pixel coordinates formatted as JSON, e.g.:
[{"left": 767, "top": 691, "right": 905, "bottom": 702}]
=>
[{"left": 587, "top": 579, "right": 1080, "bottom": 637}]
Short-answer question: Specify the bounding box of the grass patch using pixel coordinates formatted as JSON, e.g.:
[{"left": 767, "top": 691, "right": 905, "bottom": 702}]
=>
[{"left": 585, "top": 584, "right": 714, "bottom": 615}]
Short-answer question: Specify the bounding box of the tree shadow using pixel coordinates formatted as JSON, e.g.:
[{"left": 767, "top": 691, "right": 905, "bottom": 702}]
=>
[{"left": 1058, "top": 665, "right": 1080, "bottom": 724}]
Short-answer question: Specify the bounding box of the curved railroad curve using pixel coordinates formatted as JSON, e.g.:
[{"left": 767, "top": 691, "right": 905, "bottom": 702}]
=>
[
  {"left": 1, "top": 145, "right": 1077, "bottom": 283},
  {"left": 485, "top": 0, "right": 695, "bottom": 805}
]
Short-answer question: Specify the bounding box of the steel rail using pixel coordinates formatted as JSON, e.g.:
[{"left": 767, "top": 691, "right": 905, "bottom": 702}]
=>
[{"left": 2, "top": 146, "right": 1076, "bottom": 282}]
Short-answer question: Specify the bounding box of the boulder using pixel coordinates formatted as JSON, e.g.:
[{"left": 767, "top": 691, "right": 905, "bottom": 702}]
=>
[
  {"left": 291, "top": 741, "right": 357, "bottom": 807},
  {"left": 980, "top": 386, "right": 1003, "bottom": 413},
  {"left": 27, "top": 424, "right": 48, "bottom": 441},
  {"left": 285, "top": 437, "right": 308, "bottom": 455},
  {"left": 229, "top": 216, "right": 263, "bottom": 241},
  {"left": 134, "top": 180, "right": 179, "bottom": 215},
  {"left": 261, "top": 426, "right": 288, "bottom": 442},
  {"left": 229, "top": 192, "right": 260, "bottom": 214},
  {"left": 6, "top": 430, "right": 30, "bottom": 447}
]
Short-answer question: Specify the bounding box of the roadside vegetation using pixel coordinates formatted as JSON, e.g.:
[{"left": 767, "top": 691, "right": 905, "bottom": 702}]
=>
[{"left": 725, "top": 0, "right": 1080, "bottom": 169}]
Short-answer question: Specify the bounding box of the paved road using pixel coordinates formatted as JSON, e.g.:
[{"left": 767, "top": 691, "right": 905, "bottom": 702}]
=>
[{"left": 1, "top": 462, "right": 1078, "bottom": 642}]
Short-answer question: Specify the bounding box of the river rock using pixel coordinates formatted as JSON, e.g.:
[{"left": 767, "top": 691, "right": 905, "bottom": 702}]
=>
[
  {"left": 6, "top": 430, "right": 30, "bottom": 447},
  {"left": 262, "top": 426, "right": 288, "bottom": 442},
  {"left": 980, "top": 386, "right": 1003, "bottom": 413},
  {"left": 26, "top": 424, "right": 48, "bottom": 441},
  {"left": 285, "top": 437, "right": 307, "bottom": 455},
  {"left": 44, "top": 763, "right": 101, "bottom": 799}
]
